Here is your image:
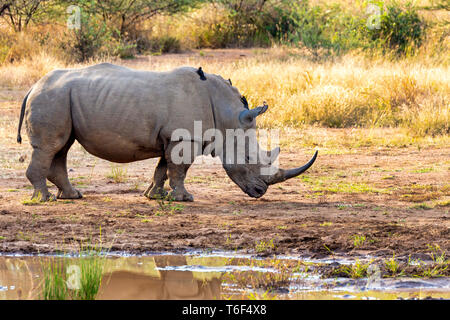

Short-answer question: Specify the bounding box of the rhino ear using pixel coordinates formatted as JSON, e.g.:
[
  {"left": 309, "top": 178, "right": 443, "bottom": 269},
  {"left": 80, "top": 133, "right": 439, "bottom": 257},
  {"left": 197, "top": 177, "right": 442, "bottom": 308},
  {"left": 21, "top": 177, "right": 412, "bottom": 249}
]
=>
[
  {"left": 259, "top": 146, "right": 280, "bottom": 166},
  {"left": 239, "top": 102, "right": 268, "bottom": 125},
  {"left": 241, "top": 96, "right": 249, "bottom": 110},
  {"left": 267, "top": 146, "right": 280, "bottom": 163}
]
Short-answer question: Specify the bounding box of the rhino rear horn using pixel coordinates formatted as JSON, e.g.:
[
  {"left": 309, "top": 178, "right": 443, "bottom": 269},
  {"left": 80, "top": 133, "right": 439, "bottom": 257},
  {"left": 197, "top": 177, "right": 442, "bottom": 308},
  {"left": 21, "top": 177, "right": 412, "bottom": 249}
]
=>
[{"left": 267, "top": 146, "right": 280, "bottom": 163}]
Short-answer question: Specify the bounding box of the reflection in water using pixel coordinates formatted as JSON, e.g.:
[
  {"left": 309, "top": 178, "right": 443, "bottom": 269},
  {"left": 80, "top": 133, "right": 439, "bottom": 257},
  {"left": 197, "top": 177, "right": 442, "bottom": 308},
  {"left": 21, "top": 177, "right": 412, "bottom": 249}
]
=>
[
  {"left": 98, "top": 256, "right": 221, "bottom": 300},
  {"left": 0, "top": 254, "right": 449, "bottom": 300},
  {"left": 0, "top": 257, "right": 39, "bottom": 300},
  {"left": 0, "top": 256, "right": 224, "bottom": 300},
  {"left": 98, "top": 271, "right": 221, "bottom": 300}
]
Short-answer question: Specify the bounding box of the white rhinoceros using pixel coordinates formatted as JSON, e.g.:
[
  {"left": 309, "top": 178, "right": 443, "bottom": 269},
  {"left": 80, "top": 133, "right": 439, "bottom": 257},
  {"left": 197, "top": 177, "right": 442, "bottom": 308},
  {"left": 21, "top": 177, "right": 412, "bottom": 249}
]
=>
[{"left": 17, "top": 63, "right": 317, "bottom": 202}]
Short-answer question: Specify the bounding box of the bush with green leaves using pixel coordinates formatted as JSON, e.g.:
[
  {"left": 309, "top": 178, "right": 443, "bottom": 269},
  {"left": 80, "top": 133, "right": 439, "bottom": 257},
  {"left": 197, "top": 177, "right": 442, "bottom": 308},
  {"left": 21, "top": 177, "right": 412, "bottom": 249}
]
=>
[
  {"left": 209, "top": 0, "right": 279, "bottom": 47},
  {"left": 266, "top": 0, "right": 426, "bottom": 56},
  {"left": 368, "top": 2, "right": 426, "bottom": 55},
  {"left": 61, "top": 2, "right": 112, "bottom": 62},
  {"left": 0, "top": 0, "right": 431, "bottom": 60},
  {"left": 57, "top": 0, "right": 198, "bottom": 60},
  {"left": 136, "top": 35, "right": 181, "bottom": 54},
  {"left": 267, "top": 1, "right": 367, "bottom": 54}
]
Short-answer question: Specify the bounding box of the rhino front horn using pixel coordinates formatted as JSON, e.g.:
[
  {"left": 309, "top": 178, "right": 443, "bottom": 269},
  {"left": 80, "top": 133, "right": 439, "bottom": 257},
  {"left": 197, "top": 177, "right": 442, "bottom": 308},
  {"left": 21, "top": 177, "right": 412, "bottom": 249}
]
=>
[{"left": 266, "top": 150, "right": 318, "bottom": 185}]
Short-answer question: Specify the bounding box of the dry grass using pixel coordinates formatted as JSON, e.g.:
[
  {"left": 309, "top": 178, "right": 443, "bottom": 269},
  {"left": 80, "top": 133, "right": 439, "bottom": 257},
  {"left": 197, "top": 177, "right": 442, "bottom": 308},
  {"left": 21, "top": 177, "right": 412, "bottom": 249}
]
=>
[
  {"left": 233, "top": 51, "right": 448, "bottom": 135},
  {"left": 0, "top": 52, "right": 66, "bottom": 88},
  {"left": 0, "top": 46, "right": 448, "bottom": 137}
]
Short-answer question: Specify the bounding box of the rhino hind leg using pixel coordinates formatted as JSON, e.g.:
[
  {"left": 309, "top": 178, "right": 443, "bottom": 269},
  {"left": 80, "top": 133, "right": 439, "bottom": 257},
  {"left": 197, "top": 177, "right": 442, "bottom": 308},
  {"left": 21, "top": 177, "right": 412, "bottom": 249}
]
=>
[
  {"left": 47, "top": 135, "right": 82, "bottom": 200},
  {"left": 25, "top": 99, "right": 73, "bottom": 202},
  {"left": 26, "top": 148, "right": 57, "bottom": 202},
  {"left": 144, "top": 157, "right": 168, "bottom": 199}
]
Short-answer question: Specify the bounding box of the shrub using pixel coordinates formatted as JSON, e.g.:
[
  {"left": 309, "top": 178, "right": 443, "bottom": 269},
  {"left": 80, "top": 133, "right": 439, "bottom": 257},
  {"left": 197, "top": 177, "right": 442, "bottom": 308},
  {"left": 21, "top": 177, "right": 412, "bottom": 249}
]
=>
[
  {"left": 368, "top": 2, "right": 426, "bottom": 55},
  {"left": 136, "top": 35, "right": 181, "bottom": 54},
  {"left": 62, "top": 7, "right": 112, "bottom": 62},
  {"left": 154, "top": 36, "right": 181, "bottom": 54},
  {"left": 195, "top": 22, "right": 236, "bottom": 48},
  {"left": 237, "top": 1, "right": 368, "bottom": 56},
  {"left": 0, "top": 32, "right": 39, "bottom": 64},
  {"left": 0, "top": 37, "right": 11, "bottom": 65},
  {"left": 111, "top": 39, "right": 137, "bottom": 59},
  {"left": 277, "top": 2, "right": 333, "bottom": 52},
  {"left": 209, "top": 0, "right": 275, "bottom": 47}
]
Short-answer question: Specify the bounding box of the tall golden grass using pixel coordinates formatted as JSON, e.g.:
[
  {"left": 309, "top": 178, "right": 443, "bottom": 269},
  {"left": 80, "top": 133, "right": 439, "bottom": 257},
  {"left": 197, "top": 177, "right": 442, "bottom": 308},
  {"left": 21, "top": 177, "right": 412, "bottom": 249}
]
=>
[{"left": 0, "top": 46, "right": 448, "bottom": 137}]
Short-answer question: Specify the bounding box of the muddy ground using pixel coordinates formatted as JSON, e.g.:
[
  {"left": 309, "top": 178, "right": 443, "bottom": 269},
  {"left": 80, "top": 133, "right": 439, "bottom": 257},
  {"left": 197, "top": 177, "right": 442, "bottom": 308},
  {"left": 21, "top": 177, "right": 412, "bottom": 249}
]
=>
[
  {"left": 1, "top": 140, "right": 448, "bottom": 259},
  {"left": 0, "top": 50, "right": 448, "bottom": 260}
]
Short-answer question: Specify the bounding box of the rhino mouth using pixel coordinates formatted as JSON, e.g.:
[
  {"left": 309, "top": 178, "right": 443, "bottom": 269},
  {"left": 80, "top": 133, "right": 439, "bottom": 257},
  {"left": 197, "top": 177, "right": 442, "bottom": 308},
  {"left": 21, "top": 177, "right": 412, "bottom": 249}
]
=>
[{"left": 245, "top": 183, "right": 268, "bottom": 198}]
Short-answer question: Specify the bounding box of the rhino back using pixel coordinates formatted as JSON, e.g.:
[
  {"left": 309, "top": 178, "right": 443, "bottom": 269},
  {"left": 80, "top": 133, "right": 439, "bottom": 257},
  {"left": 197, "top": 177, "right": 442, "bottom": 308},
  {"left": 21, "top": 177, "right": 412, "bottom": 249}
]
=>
[{"left": 59, "top": 64, "right": 213, "bottom": 162}]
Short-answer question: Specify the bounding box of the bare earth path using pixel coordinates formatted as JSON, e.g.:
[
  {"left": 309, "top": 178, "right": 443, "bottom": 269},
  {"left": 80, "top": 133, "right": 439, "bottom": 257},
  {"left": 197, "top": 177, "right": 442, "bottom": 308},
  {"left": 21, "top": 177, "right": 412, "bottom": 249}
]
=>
[
  {"left": 0, "top": 50, "right": 448, "bottom": 260},
  {"left": 0, "top": 140, "right": 448, "bottom": 259}
]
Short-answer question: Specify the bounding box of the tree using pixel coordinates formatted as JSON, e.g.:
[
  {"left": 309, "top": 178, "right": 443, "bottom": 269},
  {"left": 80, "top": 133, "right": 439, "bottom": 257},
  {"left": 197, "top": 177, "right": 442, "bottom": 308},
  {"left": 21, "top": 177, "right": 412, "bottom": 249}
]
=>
[
  {"left": 0, "top": 0, "right": 47, "bottom": 31},
  {"left": 0, "top": 2, "right": 12, "bottom": 16},
  {"left": 60, "top": 0, "right": 202, "bottom": 37}
]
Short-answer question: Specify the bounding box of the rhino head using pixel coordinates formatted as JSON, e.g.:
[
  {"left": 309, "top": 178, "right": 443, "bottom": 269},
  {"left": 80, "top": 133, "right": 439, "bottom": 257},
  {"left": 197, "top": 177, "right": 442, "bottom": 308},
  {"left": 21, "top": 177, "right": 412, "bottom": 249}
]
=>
[{"left": 209, "top": 76, "right": 318, "bottom": 198}]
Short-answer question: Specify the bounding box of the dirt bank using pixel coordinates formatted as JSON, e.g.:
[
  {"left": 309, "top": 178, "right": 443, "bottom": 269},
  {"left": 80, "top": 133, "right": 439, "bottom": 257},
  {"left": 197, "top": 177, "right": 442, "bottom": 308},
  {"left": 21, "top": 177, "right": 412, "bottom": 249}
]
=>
[
  {"left": 0, "top": 142, "right": 448, "bottom": 259},
  {"left": 0, "top": 50, "right": 448, "bottom": 259}
]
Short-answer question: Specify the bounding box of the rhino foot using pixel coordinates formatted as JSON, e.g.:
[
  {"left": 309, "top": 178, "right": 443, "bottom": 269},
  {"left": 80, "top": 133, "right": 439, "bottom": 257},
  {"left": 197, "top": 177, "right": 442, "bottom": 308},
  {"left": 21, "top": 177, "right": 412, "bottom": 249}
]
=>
[
  {"left": 170, "top": 189, "right": 194, "bottom": 202},
  {"left": 57, "top": 188, "right": 83, "bottom": 199},
  {"left": 144, "top": 184, "right": 168, "bottom": 199},
  {"left": 31, "top": 190, "right": 56, "bottom": 202}
]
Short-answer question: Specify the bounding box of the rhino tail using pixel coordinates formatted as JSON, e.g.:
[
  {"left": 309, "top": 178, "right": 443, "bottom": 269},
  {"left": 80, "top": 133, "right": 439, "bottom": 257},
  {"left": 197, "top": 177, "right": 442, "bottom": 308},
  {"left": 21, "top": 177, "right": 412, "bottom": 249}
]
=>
[{"left": 17, "top": 88, "right": 32, "bottom": 144}]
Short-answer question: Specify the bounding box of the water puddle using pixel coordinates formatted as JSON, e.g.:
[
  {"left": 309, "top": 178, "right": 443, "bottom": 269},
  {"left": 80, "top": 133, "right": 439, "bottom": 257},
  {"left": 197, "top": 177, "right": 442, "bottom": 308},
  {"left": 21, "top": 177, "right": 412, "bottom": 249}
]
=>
[{"left": 0, "top": 252, "right": 448, "bottom": 300}]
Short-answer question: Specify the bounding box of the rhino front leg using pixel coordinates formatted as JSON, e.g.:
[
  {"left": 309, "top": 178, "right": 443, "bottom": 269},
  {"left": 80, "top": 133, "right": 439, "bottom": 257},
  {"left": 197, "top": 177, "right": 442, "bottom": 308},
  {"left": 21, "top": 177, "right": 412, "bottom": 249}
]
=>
[
  {"left": 167, "top": 162, "right": 193, "bottom": 201},
  {"left": 165, "top": 141, "right": 195, "bottom": 202},
  {"left": 144, "top": 157, "right": 168, "bottom": 199}
]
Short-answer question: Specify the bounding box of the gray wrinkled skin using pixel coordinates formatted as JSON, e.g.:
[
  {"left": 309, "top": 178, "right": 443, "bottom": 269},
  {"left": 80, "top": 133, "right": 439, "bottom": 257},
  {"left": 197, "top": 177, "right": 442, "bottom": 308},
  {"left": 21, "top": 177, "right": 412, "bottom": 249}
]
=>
[{"left": 17, "top": 63, "right": 317, "bottom": 202}]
